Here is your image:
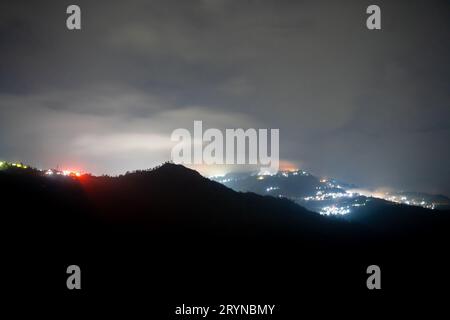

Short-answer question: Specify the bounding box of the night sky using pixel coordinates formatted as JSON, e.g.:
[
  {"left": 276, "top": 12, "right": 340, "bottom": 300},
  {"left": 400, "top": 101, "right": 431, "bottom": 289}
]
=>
[{"left": 0, "top": 0, "right": 449, "bottom": 196}]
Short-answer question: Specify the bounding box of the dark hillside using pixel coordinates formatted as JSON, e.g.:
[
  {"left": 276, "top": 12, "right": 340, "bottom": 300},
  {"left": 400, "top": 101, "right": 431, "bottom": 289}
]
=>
[{"left": 1, "top": 163, "right": 448, "bottom": 312}]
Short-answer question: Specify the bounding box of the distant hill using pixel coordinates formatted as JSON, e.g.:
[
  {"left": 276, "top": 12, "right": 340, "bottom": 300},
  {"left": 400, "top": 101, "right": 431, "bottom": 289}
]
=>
[{"left": 213, "top": 170, "right": 450, "bottom": 213}]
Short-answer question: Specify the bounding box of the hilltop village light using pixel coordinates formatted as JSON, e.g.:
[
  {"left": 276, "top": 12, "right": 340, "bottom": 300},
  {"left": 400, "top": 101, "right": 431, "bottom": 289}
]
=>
[
  {"left": 0, "top": 161, "right": 29, "bottom": 170},
  {"left": 62, "top": 170, "right": 82, "bottom": 177},
  {"left": 45, "top": 168, "right": 82, "bottom": 177}
]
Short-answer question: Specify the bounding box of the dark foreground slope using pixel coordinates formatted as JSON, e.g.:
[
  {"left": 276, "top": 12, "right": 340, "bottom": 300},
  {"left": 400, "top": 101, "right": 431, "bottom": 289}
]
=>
[{"left": 2, "top": 163, "right": 449, "bottom": 315}]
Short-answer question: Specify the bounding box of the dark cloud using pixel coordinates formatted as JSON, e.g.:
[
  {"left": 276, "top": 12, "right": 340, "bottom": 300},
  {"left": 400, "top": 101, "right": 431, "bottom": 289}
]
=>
[{"left": 0, "top": 0, "right": 449, "bottom": 195}]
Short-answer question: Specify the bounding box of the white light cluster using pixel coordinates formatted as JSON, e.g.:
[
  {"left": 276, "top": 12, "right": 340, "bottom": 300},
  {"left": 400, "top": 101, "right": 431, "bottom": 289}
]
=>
[
  {"left": 383, "top": 195, "right": 435, "bottom": 210},
  {"left": 320, "top": 205, "right": 351, "bottom": 215},
  {"left": 277, "top": 170, "right": 309, "bottom": 178},
  {"left": 45, "top": 169, "right": 81, "bottom": 177},
  {"left": 304, "top": 191, "right": 356, "bottom": 201}
]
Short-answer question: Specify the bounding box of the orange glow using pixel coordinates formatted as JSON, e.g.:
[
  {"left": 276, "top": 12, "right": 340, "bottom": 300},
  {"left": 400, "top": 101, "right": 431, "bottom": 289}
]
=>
[{"left": 279, "top": 160, "right": 299, "bottom": 172}]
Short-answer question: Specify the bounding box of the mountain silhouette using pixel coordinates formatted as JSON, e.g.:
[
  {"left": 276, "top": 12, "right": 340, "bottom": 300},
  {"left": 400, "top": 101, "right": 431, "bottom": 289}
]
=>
[
  {"left": 79, "top": 163, "right": 357, "bottom": 238},
  {"left": 1, "top": 162, "right": 449, "bottom": 307}
]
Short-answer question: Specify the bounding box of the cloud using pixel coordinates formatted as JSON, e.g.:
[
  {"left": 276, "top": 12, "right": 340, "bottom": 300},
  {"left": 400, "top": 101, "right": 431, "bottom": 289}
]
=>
[
  {"left": 0, "top": 88, "right": 258, "bottom": 174},
  {"left": 0, "top": 0, "right": 449, "bottom": 195}
]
